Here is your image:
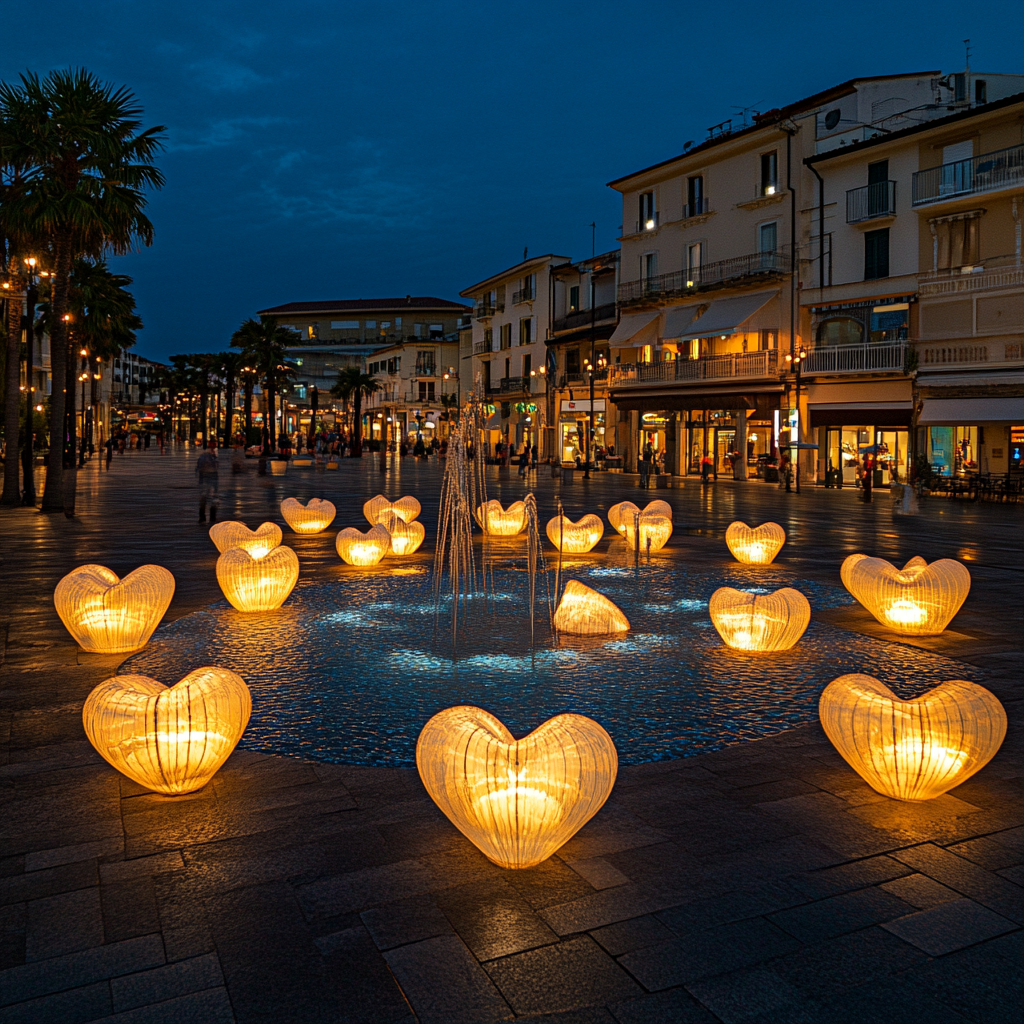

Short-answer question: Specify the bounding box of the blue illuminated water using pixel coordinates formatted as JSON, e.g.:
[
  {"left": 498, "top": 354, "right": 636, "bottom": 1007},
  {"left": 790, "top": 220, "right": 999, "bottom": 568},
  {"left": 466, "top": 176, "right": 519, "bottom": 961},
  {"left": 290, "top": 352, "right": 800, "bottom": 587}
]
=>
[{"left": 123, "top": 554, "right": 979, "bottom": 767}]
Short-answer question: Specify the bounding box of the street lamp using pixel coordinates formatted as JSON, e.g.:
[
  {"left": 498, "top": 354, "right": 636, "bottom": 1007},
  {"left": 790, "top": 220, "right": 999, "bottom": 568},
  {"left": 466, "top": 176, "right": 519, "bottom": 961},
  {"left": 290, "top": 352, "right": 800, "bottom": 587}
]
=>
[
  {"left": 442, "top": 367, "right": 460, "bottom": 423},
  {"left": 784, "top": 346, "right": 807, "bottom": 494},
  {"left": 78, "top": 348, "right": 89, "bottom": 467}
]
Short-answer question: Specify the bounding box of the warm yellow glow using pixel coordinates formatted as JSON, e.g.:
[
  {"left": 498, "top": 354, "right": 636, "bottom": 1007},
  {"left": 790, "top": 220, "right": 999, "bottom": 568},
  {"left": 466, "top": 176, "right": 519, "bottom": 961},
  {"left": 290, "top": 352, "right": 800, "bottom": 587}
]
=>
[
  {"left": 336, "top": 524, "right": 391, "bottom": 565},
  {"left": 840, "top": 554, "right": 970, "bottom": 635},
  {"left": 83, "top": 668, "right": 251, "bottom": 795},
  {"left": 216, "top": 546, "right": 299, "bottom": 612},
  {"left": 209, "top": 521, "right": 284, "bottom": 557},
  {"left": 363, "top": 494, "right": 421, "bottom": 525},
  {"left": 622, "top": 513, "right": 672, "bottom": 552},
  {"left": 607, "top": 500, "right": 671, "bottom": 535},
  {"left": 819, "top": 674, "right": 1006, "bottom": 801},
  {"left": 709, "top": 586, "right": 810, "bottom": 651},
  {"left": 553, "top": 580, "right": 630, "bottom": 634},
  {"left": 270, "top": 461, "right": 288, "bottom": 476},
  {"left": 725, "top": 521, "right": 786, "bottom": 565},
  {"left": 54, "top": 564, "right": 175, "bottom": 654},
  {"left": 280, "top": 497, "right": 336, "bottom": 534},
  {"left": 379, "top": 513, "right": 425, "bottom": 555},
  {"left": 475, "top": 499, "right": 527, "bottom": 536},
  {"left": 545, "top": 515, "right": 604, "bottom": 553},
  {"left": 416, "top": 706, "right": 618, "bottom": 869}
]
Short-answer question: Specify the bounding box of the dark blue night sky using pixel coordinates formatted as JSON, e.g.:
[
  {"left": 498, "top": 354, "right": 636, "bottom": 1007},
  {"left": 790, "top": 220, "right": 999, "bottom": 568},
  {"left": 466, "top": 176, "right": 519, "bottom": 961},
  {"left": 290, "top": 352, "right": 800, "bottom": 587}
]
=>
[{"left": 3, "top": 0, "right": 1020, "bottom": 361}]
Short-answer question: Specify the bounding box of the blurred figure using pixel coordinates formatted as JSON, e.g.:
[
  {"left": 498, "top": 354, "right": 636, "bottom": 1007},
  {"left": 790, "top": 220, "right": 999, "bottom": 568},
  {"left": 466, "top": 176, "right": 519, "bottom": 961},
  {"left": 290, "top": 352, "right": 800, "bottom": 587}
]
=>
[{"left": 196, "top": 441, "right": 219, "bottom": 523}]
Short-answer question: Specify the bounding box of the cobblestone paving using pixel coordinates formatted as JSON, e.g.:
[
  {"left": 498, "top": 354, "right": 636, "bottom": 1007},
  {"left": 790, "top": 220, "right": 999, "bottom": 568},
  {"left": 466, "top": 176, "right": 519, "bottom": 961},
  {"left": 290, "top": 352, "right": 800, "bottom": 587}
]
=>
[{"left": 1, "top": 449, "right": 1021, "bottom": 1023}]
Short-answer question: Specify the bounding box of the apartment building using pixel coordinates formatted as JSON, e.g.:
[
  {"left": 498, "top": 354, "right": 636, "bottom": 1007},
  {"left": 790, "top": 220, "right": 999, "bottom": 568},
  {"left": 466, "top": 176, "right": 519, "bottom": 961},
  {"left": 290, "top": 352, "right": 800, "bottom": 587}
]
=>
[
  {"left": 803, "top": 86, "right": 1024, "bottom": 485},
  {"left": 257, "top": 296, "right": 470, "bottom": 401},
  {"left": 460, "top": 255, "right": 570, "bottom": 456},
  {"left": 606, "top": 69, "right": 1024, "bottom": 482}
]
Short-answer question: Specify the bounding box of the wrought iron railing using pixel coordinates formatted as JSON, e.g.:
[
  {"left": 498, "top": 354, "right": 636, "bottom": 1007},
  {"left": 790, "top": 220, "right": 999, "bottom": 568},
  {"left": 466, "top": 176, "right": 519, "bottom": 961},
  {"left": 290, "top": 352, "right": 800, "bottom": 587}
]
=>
[
  {"left": 918, "top": 257, "right": 1023, "bottom": 296},
  {"left": 474, "top": 301, "right": 503, "bottom": 319},
  {"left": 912, "top": 144, "right": 1024, "bottom": 205},
  {"left": 801, "top": 342, "right": 906, "bottom": 374},
  {"left": 551, "top": 302, "right": 618, "bottom": 333},
  {"left": 512, "top": 286, "right": 536, "bottom": 304},
  {"left": 846, "top": 181, "right": 896, "bottom": 222},
  {"left": 634, "top": 211, "right": 660, "bottom": 233},
  {"left": 498, "top": 376, "right": 529, "bottom": 394},
  {"left": 609, "top": 349, "right": 778, "bottom": 387},
  {"left": 472, "top": 338, "right": 491, "bottom": 354},
  {"left": 682, "top": 198, "right": 711, "bottom": 219}
]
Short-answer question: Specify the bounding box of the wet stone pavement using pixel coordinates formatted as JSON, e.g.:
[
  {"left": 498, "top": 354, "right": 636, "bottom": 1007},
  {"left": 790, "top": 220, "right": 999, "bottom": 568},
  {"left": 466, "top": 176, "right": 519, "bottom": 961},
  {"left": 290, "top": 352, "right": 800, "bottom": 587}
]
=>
[{"left": 0, "top": 448, "right": 1022, "bottom": 1024}]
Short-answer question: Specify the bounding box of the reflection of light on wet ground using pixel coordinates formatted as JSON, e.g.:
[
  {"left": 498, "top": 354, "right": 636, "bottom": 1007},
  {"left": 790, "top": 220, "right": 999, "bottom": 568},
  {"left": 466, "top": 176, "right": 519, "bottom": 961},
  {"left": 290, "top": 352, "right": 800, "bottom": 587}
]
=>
[{"left": 126, "top": 562, "right": 971, "bottom": 769}]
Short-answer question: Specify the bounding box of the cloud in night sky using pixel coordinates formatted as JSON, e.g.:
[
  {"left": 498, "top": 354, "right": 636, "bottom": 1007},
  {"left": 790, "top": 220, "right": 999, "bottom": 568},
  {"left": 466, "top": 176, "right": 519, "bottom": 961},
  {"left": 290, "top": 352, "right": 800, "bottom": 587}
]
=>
[{"left": 2, "top": 0, "right": 1020, "bottom": 361}]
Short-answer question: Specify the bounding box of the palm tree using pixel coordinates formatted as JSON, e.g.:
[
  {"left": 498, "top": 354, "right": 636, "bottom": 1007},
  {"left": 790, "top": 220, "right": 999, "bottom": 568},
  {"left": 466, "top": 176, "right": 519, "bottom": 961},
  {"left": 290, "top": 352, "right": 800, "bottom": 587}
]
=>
[
  {"left": 0, "top": 69, "right": 164, "bottom": 513},
  {"left": 216, "top": 351, "right": 245, "bottom": 446},
  {"left": 331, "top": 366, "right": 381, "bottom": 457},
  {"left": 231, "top": 316, "right": 295, "bottom": 450},
  {"left": 1, "top": 251, "right": 27, "bottom": 506}
]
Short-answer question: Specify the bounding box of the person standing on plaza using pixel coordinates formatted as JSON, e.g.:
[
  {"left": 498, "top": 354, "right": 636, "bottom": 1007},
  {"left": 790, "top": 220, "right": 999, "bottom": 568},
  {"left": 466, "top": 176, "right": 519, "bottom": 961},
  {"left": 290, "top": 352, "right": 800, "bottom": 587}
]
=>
[
  {"left": 518, "top": 445, "right": 529, "bottom": 478},
  {"left": 196, "top": 441, "right": 219, "bottom": 523},
  {"left": 862, "top": 452, "right": 874, "bottom": 503}
]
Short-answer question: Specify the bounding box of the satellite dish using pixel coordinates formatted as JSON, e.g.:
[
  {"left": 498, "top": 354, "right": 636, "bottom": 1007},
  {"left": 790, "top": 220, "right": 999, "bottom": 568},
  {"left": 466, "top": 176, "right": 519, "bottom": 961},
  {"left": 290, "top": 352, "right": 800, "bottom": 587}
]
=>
[
  {"left": 683, "top": 140, "right": 695, "bottom": 150},
  {"left": 824, "top": 109, "right": 841, "bottom": 131}
]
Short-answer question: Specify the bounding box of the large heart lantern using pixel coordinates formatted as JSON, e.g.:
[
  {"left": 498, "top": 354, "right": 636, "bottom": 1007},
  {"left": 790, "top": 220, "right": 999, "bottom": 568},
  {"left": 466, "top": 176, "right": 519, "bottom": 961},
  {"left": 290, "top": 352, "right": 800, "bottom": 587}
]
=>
[
  {"left": 209, "top": 521, "right": 283, "bottom": 558},
  {"left": 546, "top": 514, "right": 604, "bottom": 553},
  {"left": 363, "top": 495, "right": 421, "bottom": 526},
  {"left": 280, "top": 497, "right": 336, "bottom": 534},
  {"left": 725, "top": 521, "right": 786, "bottom": 565},
  {"left": 216, "top": 546, "right": 299, "bottom": 612},
  {"left": 336, "top": 524, "right": 392, "bottom": 565},
  {"left": 475, "top": 500, "right": 527, "bottom": 536},
  {"left": 553, "top": 580, "right": 630, "bottom": 635},
  {"left": 709, "top": 586, "right": 810, "bottom": 651}
]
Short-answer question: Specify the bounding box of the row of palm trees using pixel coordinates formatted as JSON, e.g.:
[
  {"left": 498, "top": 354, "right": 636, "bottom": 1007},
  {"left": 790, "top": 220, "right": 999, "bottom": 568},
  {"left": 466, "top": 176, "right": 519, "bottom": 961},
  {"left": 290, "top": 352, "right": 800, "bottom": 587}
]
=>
[{"left": 0, "top": 68, "right": 164, "bottom": 516}]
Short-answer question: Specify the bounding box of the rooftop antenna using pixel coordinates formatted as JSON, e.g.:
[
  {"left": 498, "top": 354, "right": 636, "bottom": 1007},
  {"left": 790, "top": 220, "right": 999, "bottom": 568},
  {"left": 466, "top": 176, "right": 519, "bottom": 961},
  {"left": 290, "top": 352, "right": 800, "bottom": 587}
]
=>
[
  {"left": 590, "top": 222, "right": 595, "bottom": 258},
  {"left": 731, "top": 102, "right": 763, "bottom": 127},
  {"left": 524, "top": 246, "right": 528, "bottom": 261},
  {"left": 964, "top": 38, "right": 972, "bottom": 72}
]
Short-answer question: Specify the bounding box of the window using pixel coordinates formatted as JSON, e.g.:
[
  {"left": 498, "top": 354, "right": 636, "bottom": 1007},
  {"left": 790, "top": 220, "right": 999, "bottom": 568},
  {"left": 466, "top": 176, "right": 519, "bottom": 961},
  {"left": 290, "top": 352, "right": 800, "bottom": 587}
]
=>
[
  {"left": 306, "top": 325, "right": 318, "bottom": 340},
  {"left": 365, "top": 320, "right": 376, "bottom": 329},
  {"left": 331, "top": 320, "right": 359, "bottom": 329},
  {"left": 415, "top": 350, "right": 436, "bottom": 376},
  {"left": 500, "top": 323, "right": 512, "bottom": 349},
  {"left": 522, "top": 353, "right": 532, "bottom": 378},
  {"left": 758, "top": 222, "right": 778, "bottom": 253},
  {"left": 760, "top": 152, "right": 778, "bottom": 196},
  {"left": 429, "top": 324, "right": 443, "bottom": 339},
  {"left": 521, "top": 274, "right": 536, "bottom": 301},
  {"left": 566, "top": 348, "right": 580, "bottom": 375},
  {"left": 569, "top": 285, "right": 579, "bottom": 312},
  {"left": 639, "top": 191, "right": 656, "bottom": 230},
  {"left": 864, "top": 228, "right": 890, "bottom": 280},
  {"left": 484, "top": 328, "right": 493, "bottom": 347},
  {"left": 519, "top": 318, "right": 533, "bottom": 346},
  {"left": 933, "top": 213, "right": 981, "bottom": 269},
  {"left": 870, "top": 304, "right": 909, "bottom": 343},
  {"left": 867, "top": 159, "right": 890, "bottom": 217},
  {"left": 686, "top": 176, "right": 704, "bottom": 217},
  {"left": 687, "top": 243, "right": 702, "bottom": 283},
  {"left": 954, "top": 73, "right": 966, "bottom": 103},
  {"left": 641, "top": 252, "right": 658, "bottom": 282},
  {"left": 975, "top": 79, "right": 987, "bottom": 104},
  {"left": 759, "top": 329, "right": 778, "bottom": 350},
  {"left": 417, "top": 381, "right": 435, "bottom": 401},
  {"left": 817, "top": 317, "right": 865, "bottom": 346}
]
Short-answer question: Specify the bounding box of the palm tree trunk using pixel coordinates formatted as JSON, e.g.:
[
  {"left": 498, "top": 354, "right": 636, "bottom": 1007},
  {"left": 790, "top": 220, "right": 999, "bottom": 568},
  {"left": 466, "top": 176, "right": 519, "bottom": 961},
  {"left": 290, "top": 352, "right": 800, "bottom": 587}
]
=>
[
  {"left": 243, "top": 382, "right": 252, "bottom": 441},
  {"left": 224, "top": 372, "right": 235, "bottom": 445},
  {"left": 267, "top": 375, "right": 276, "bottom": 450},
  {"left": 1, "top": 287, "right": 23, "bottom": 505},
  {"left": 352, "top": 391, "right": 363, "bottom": 456},
  {"left": 42, "top": 235, "right": 72, "bottom": 513},
  {"left": 63, "top": 342, "right": 78, "bottom": 517}
]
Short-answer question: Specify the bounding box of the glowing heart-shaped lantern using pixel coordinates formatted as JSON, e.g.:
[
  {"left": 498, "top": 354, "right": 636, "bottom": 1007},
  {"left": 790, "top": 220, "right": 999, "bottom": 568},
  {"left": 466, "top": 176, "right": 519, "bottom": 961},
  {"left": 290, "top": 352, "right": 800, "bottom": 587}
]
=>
[
  {"left": 280, "top": 497, "right": 336, "bottom": 534},
  {"left": 709, "top": 586, "right": 810, "bottom": 651},
  {"left": 819, "top": 674, "right": 1006, "bottom": 801},
  {"left": 475, "top": 499, "right": 527, "bottom": 536},
  {"left": 417, "top": 706, "right": 618, "bottom": 869},
  {"left": 546, "top": 514, "right": 604, "bottom": 553},
  {"left": 622, "top": 513, "right": 673, "bottom": 552},
  {"left": 336, "top": 524, "right": 392, "bottom": 565},
  {"left": 380, "top": 513, "right": 426, "bottom": 555},
  {"left": 83, "top": 668, "right": 251, "bottom": 795},
  {"left": 553, "top": 580, "right": 629, "bottom": 634},
  {"left": 209, "top": 521, "right": 283, "bottom": 558},
  {"left": 363, "top": 494, "right": 421, "bottom": 525},
  {"left": 54, "top": 564, "right": 175, "bottom": 654},
  {"left": 607, "top": 499, "right": 671, "bottom": 535},
  {"left": 216, "top": 545, "right": 299, "bottom": 612},
  {"left": 841, "top": 554, "right": 970, "bottom": 635},
  {"left": 726, "top": 521, "right": 786, "bottom": 565}
]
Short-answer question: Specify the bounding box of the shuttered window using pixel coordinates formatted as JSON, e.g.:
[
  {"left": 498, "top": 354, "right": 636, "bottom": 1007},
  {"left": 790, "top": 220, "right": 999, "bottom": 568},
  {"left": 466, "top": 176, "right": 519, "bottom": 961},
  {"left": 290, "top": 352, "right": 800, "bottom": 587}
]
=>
[{"left": 864, "top": 228, "right": 890, "bottom": 280}]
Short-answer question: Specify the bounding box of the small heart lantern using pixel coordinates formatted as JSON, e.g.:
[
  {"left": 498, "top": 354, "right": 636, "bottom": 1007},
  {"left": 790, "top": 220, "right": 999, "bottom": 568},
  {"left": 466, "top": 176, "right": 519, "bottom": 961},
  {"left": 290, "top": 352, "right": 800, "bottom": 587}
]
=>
[
  {"left": 209, "top": 521, "right": 284, "bottom": 558},
  {"left": 709, "top": 586, "right": 810, "bottom": 651},
  {"left": 83, "top": 668, "right": 251, "bottom": 795},
  {"left": 726, "top": 521, "right": 786, "bottom": 565},
  {"left": 475, "top": 499, "right": 527, "bottom": 536},
  {"left": 380, "top": 512, "right": 426, "bottom": 555},
  {"left": 840, "top": 554, "right": 970, "bottom": 635},
  {"left": 417, "top": 706, "right": 618, "bottom": 869},
  {"left": 336, "top": 524, "right": 392, "bottom": 565},
  {"left": 54, "top": 564, "right": 175, "bottom": 654},
  {"left": 280, "top": 497, "right": 336, "bottom": 534},
  {"left": 546, "top": 514, "right": 604, "bottom": 553},
  {"left": 819, "top": 674, "right": 1006, "bottom": 801},
  {"left": 363, "top": 494, "right": 421, "bottom": 525},
  {"left": 216, "top": 546, "right": 299, "bottom": 612},
  {"left": 553, "top": 580, "right": 630, "bottom": 635},
  {"left": 622, "top": 513, "right": 672, "bottom": 552}
]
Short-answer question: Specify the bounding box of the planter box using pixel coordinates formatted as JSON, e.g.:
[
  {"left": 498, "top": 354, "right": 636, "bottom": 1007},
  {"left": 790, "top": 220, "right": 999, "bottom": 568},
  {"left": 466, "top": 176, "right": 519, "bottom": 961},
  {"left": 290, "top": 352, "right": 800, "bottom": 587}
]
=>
[{"left": 270, "top": 461, "right": 288, "bottom": 476}]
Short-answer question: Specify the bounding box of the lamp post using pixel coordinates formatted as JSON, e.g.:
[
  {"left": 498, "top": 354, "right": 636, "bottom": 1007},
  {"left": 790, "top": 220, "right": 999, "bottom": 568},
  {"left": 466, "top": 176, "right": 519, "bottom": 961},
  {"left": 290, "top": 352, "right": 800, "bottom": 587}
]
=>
[
  {"left": 528, "top": 364, "right": 545, "bottom": 459},
  {"left": 442, "top": 367, "right": 460, "bottom": 423},
  {"left": 78, "top": 348, "right": 89, "bottom": 467},
  {"left": 784, "top": 346, "right": 807, "bottom": 494}
]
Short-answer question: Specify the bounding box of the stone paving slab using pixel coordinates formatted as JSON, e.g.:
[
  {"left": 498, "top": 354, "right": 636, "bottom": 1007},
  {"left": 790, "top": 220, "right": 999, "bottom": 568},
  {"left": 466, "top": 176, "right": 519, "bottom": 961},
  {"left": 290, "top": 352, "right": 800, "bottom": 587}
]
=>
[{"left": 0, "top": 450, "right": 1021, "bottom": 1022}]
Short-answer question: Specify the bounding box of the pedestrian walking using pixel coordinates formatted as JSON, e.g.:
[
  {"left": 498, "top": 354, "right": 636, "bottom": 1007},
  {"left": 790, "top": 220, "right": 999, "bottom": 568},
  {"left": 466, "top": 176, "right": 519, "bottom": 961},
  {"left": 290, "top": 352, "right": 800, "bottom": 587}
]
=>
[
  {"left": 531, "top": 443, "right": 538, "bottom": 471},
  {"left": 518, "top": 445, "right": 529, "bottom": 477},
  {"left": 862, "top": 453, "right": 874, "bottom": 503},
  {"left": 196, "top": 442, "right": 219, "bottom": 523},
  {"left": 700, "top": 453, "right": 713, "bottom": 484}
]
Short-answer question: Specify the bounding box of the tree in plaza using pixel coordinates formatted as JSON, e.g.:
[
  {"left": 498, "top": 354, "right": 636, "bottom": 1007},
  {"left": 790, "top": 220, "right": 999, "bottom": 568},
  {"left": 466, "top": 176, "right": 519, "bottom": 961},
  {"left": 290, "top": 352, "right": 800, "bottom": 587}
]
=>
[
  {"left": 0, "top": 68, "right": 164, "bottom": 514},
  {"left": 215, "top": 350, "right": 245, "bottom": 446},
  {"left": 1, "top": 248, "right": 28, "bottom": 506},
  {"left": 230, "top": 316, "right": 295, "bottom": 450},
  {"left": 331, "top": 366, "right": 381, "bottom": 458}
]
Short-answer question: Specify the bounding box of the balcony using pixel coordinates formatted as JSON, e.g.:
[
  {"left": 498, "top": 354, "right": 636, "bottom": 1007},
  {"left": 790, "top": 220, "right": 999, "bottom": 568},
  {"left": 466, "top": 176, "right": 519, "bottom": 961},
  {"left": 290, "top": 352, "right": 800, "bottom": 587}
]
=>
[
  {"left": 512, "top": 286, "right": 536, "bottom": 304},
  {"left": 912, "top": 144, "right": 1024, "bottom": 206},
  {"left": 487, "top": 376, "right": 531, "bottom": 396},
  {"left": 618, "top": 246, "right": 792, "bottom": 305},
  {"left": 609, "top": 349, "right": 778, "bottom": 388},
  {"left": 918, "top": 258, "right": 1024, "bottom": 296},
  {"left": 472, "top": 337, "right": 491, "bottom": 355},
  {"left": 633, "top": 211, "right": 660, "bottom": 234},
  {"left": 414, "top": 364, "right": 437, "bottom": 377},
  {"left": 405, "top": 389, "right": 438, "bottom": 403},
  {"left": 474, "top": 301, "right": 504, "bottom": 319},
  {"left": 682, "top": 198, "right": 711, "bottom": 220},
  {"left": 846, "top": 181, "right": 896, "bottom": 223},
  {"left": 551, "top": 302, "right": 618, "bottom": 333},
  {"left": 801, "top": 342, "right": 907, "bottom": 375}
]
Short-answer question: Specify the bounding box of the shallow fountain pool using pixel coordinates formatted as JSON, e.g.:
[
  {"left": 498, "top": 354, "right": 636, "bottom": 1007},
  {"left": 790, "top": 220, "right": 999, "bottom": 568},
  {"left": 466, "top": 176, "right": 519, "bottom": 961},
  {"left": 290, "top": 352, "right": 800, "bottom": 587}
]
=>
[{"left": 123, "top": 554, "right": 978, "bottom": 767}]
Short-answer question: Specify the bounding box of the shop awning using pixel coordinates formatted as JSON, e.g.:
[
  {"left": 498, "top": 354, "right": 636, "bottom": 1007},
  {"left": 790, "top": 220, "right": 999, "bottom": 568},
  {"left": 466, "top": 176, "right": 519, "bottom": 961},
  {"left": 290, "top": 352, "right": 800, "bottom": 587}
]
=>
[
  {"left": 676, "top": 291, "right": 777, "bottom": 342},
  {"left": 919, "top": 397, "right": 1024, "bottom": 424},
  {"left": 809, "top": 403, "right": 912, "bottom": 428},
  {"left": 660, "top": 305, "right": 703, "bottom": 340},
  {"left": 609, "top": 311, "right": 660, "bottom": 346}
]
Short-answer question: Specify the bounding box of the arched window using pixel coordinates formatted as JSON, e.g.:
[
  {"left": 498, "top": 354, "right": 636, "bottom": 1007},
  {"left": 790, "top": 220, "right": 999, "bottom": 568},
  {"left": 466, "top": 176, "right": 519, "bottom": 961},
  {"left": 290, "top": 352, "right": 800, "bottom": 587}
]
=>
[{"left": 817, "top": 317, "right": 864, "bottom": 346}]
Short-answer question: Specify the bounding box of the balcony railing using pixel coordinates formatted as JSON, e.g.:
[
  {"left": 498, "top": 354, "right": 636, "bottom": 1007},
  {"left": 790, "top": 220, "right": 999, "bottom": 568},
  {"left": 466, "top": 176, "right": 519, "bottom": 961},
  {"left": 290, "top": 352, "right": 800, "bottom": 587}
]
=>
[
  {"left": 846, "top": 181, "right": 896, "bottom": 223},
  {"left": 474, "top": 301, "right": 504, "bottom": 319},
  {"left": 682, "top": 198, "right": 711, "bottom": 219},
  {"left": 497, "top": 376, "right": 529, "bottom": 394},
  {"left": 618, "top": 246, "right": 792, "bottom": 304},
  {"left": 472, "top": 338, "right": 491, "bottom": 355},
  {"left": 801, "top": 342, "right": 907, "bottom": 375},
  {"left": 633, "top": 211, "right": 660, "bottom": 234},
  {"left": 512, "top": 286, "right": 536, "bottom": 304},
  {"left": 919, "top": 258, "right": 1024, "bottom": 296},
  {"left": 552, "top": 302, "right": 618, "bottom": 333},
  {"left": 912, "top": 144, "right": 1024, "bottom": 206},
  {"left": 414, "top": 365, "right": 437, "bottom": 377},
  {"left": 406, "top": 389, "right": 438, "bottom": 402},
  {"left": 609, "top": 349, "right": 778, "bottom": 388}
]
